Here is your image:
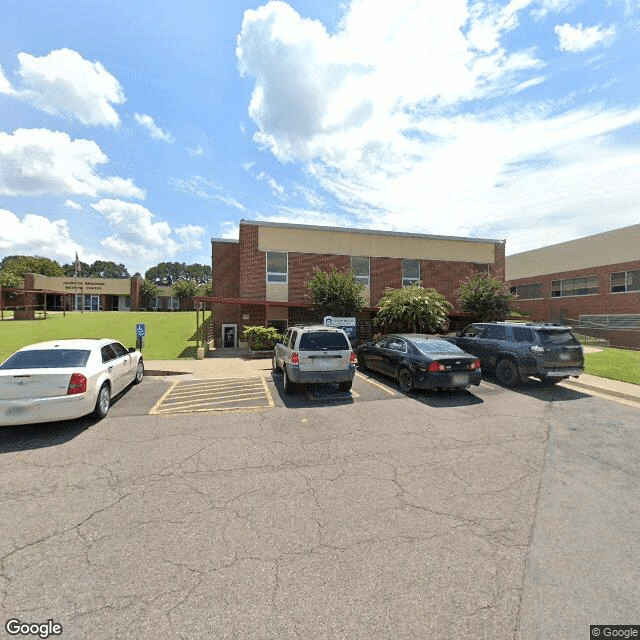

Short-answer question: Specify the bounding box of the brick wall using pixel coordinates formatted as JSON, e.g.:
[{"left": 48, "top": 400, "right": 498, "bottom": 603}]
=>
[
  {"left": 289, "top": 253, "right": 351, "bottom": 302},
  {"left": 509, "top": 259, "right": 640, "bottom": 322},
  {"left": 370, "top": 258, "right": 402, "bottom": 305},
  {"left": 239, "top": 224, "right": 265, "bottom": 300},
  {"left": 212, "top": 241, "right": 240, "bottom": 297}
]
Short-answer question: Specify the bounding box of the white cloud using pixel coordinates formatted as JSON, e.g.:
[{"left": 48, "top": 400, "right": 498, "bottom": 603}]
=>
[
  {"left": 0, "top": 128, "right": 144, "bottom": 199},
  {"left": 187, "top": 145, "right": 204, "bottom": 156},
  {"left": 218, "top": 221, "right": 240, "bottom": 240},
  {"left": 64, "top": 199, "right": 82, "bottom": 210},
  {"left": 555, "top": 22, "right": 616, "bottom": 52},
  {"left": 531, "top": 0, "right": 582, "bottom": 20},
  {"left": 170, "top": 175, "right": 247, "bottom": 210},
  {"left": 237, "top": 0, "right": 541, "bottom": 162},
  {"left": 10, "top": 48, "right": 125, "bottom": 126},
  {"left": 0, "top": 65, "right": 14, "bottom": 94},
  {"left": 134, "top": 113, "right": 174, "bottom": 142},
  {"left": 91, "top": 199, "right": 203, "bottom": 267},
  {"left": 0, "top": 209, "right": 83, "bottom": 259}
]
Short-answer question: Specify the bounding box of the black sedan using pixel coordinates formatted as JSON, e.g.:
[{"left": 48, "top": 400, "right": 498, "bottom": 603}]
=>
[{"left": 355, "top": 334, "right": 481, "bottom": 393}]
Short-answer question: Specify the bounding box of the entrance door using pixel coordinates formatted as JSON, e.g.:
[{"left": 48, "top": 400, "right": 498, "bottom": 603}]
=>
[{"left": 222, "top": 324, "right": 237, "bottom": 348}]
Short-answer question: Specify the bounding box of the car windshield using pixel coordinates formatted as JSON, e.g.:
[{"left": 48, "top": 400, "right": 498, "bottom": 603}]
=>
[
  {"left": 410, "top": 338, "right": 464, "bottom": 355},
  {"left": 538, "top": 330, "right": 580, "bottom": 347},
  {"left": 298, "top": 331, "right": 349, "bottom": 351},
  {"left": 0, "top": 349, "right": 91, "bottom": 369}
]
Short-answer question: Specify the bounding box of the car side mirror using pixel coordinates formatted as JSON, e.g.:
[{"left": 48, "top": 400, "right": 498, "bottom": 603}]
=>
[
  {"left": 456, "top": 330, "right": 463, "bottom": 337},
  {"left": 128, "top": 347, "right": 136, "bottom": 353}
]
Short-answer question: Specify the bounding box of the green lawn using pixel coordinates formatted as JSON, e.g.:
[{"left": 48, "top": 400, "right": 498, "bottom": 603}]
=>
[
  {"left": 0, "top": 311, "right": 211, "bottom": 362},
  {"left": 584, "top": 348, "right": 640, "bottom": 385}
]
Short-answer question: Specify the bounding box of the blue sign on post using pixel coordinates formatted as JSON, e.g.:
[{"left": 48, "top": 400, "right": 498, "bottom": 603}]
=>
[{"left": 136, "top": 323, "right": 146, "bottom": 337}]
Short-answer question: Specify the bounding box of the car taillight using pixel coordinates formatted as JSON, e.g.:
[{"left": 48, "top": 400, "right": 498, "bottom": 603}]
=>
[
  {"left": 469, "top": 359, "right": 481, "bottom": 370},
  {"left": 67, "top": 373, "right": 87, "bottom": 395},
  {"left": 350, "top": 351, "right": 357, "bottom": 364},
  {"left": 428, "top": 361, "right": 446, "bottom": 372},
  {"left": 291, "top": 352, "right": 299, "bottom": 365}
]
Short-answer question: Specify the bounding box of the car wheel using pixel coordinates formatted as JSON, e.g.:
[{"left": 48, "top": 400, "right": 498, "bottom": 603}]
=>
[
  {"left": 283, "top": 367, "right": 295, "bottom": 394},
  {"left": 358, "top": 355, "right": 368, "bottom": 371},
  {"left": 93, "top": 383, "right": 111, "bottom": 419},
  {"left": 133, "top": 360, "right": 144, "bottom": 384},
  {"left": 495, "top": 359, "right": 520, "bottom": 387},
  {"left": 272, "top": 355, "right": 281, "bottom": 373},
  {"left": 398, "top": 367, "right": 414, "bottom": 393},
  {"left": 338, "top": 381, "right": 352, "bottom": 392}
]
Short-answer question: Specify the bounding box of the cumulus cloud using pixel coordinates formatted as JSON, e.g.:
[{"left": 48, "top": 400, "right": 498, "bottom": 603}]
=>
[
  {"left": 0, "top": 209, "right": 83, "bottom": 258},
  {"left": 236, "top": 0, "right": 541, "bottom": 162},
  {"left": 64, "top": 199, "right": 82, "bottom": 210},
  {"left": 0, "top": 65, "right": 13, "bottom": 94},
  {"left": 134, "top": 113, "right": 174, "bottom": 142},
  {"left": 91, "top": 199, "right": 204, "bottom": 265},
  {"left": 0, "top": 128, "right": 144, "bottom": 199},
  {"left": 555, "top": 22, "right": 616, "bottom": 52},
  {"left": 7, "top": 48, "right": 125, "bottom": 125}
]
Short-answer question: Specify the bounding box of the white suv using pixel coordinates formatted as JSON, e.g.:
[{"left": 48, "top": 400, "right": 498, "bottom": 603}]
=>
[{"left": 272, "top": 325, "right": 357, "bottom": 394}]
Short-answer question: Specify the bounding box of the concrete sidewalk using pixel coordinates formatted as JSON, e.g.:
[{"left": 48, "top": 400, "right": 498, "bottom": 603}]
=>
[{"left": 143, "top": 353, "right": 640, "bottom": 406}]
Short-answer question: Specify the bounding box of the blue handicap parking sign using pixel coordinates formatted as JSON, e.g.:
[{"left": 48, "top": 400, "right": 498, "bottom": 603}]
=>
[{"left": 136, "top": 323, "right": 146, "bottom": 337}]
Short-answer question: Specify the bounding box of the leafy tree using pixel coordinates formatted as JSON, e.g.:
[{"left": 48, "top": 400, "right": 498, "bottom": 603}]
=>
[
  {"left": 140, "top": 278, "right": 159, "bottom": 303},
  {"left": 173, "top": 279, "right": 200, "bottom": 300},
  {"left": 0, "top": 255, "right": 64, "bottom": 286},
  {"left": 185, "top": 263, "right": 212, "bottom": 285},
  {"left": 88, "top": 260, "right": 130, "bottom": 278},
  {"left": 375, "top": 284, "right": 452, "bottom": 333},
  {"left": 307, "top": 267, "right": 365, "bottom": 317},
  {"left": 145, "top": 261, "right": 211, "bottom": 286},
  {"left": 457, "top": 274, "right": 517, "bottom": 321},
  {"left": 242, "top": 326, "right": 284, "bottom": 351},
  {"left": 62, "top": 261, "right": 91, "bottom": 277}
]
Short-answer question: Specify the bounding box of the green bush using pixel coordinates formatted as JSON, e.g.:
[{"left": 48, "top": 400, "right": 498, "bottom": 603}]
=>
[{"left": 242, "top": 326, "right": 283, "bottom": 351}]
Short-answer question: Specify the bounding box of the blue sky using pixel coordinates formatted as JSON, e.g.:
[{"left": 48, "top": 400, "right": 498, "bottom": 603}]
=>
[{"left": 1, "top": 0, "right": 639, "bottom": 274}]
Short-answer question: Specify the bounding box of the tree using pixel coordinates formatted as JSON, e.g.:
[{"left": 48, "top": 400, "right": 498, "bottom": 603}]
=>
[
  {"left": 88, "top": 261, "right": 130, "bottom": 278},
  {"left": 173, "top": 279, "right": 200, "bottom": 300},
  {"left": 62, "top": 261, "right": 91, "bottom": 277},
  {"left": 307, "top": 267, "right": 365, "bottom": 317},
  {"left": 185, "top": 263, "right": 212, "bottom": 285},
  {"left": 139, "top": 279, "right": 159, "bottom": 305},
  {"left": 457, "top": 274, "right": 517, "bottom": 321},
  {"left": 0, "top": 255, "right": 65, "bottom": 286},
  {"left": 375, "top": 284, "right": 452, "bottom": 333}
]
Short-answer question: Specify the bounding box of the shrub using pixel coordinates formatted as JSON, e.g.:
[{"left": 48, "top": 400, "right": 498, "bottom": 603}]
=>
[
  {"left": 375, "top": 285, "right": 452, "bottom": 333},
  {"left": 242, "top": 326, "right": 284, "bottom": 351}
]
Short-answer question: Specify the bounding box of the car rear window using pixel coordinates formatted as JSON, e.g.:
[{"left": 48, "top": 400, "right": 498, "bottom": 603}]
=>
[
  {"left": 411, "top": 338, "right": 464, "bottom": 354},
  {"left": 0, "top": 349, "right": 91, "bottom": 369},
  {"left": 298, "top": 331, "right": 349, "bottom": 351},
  {"left": 538, "top": 330, "right": 580, "bottom": 347},
  {"left": 512, "top": 327, "right": 534, "bottom": 342}
]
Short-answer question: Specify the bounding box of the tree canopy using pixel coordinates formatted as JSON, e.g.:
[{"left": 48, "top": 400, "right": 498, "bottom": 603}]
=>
[
  {"left": 457, "top": 274, "right": 517, "bottom": 321},
  {"left": 375, "top": 284, "right": 452, "bottom": 333},
  {"left": 307, "top": 267, "right": 365, "bottom": 318},
  {"left": 61, "top": 260, "right": 130, "bottom": 278},
  {"left": 0, "top": 255, "right": 65, "bottom": 287},
  {"left": 145, "top": 261, "right": 211, "bottom": 285}
]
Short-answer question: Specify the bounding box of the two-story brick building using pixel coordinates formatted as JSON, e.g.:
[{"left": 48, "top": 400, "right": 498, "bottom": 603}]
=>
[
  {"left": 208, "top": 220, "right": 506, "bottom": 348},
  {"left": 506, "top": 223, "right": 640, "bottom": 328}
]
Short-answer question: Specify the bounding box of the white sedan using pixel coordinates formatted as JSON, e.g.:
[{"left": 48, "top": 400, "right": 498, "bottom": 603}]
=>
[{"left": 0, "top": 339, "right": 144, "bottom": 426}]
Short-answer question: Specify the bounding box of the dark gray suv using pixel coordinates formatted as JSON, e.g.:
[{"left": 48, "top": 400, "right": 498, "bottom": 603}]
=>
[{"left": 448, "top": 322, "right": 584, "bottom": 387}]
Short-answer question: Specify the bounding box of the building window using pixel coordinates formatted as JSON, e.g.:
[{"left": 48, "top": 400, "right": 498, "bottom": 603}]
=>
[
  {"left": 611, "top": 270, "right": 640, "bottom": 293},
  {"left": 149, "top": 297, "right": 160, "bottom": 309},
  {"left": 402, "top": 259, "right": 420, "bottom": 286},
  {"left": 551, "top": 276, "right": 598, "bottom": 297},
  {"left": 510, "top": 283, "right": 542, "bottom": 299},
  {"left": 351, "top": 256, "right": 370, "bottom": 286},
  {"left": 170, "top": 296, "right": 179, "bottom": 310},
  {"left": 266, "top": 251, "right": 288, "bottom": 283},
  {"left": 475, "top": 263, "right": 490, "bottom": 276}
]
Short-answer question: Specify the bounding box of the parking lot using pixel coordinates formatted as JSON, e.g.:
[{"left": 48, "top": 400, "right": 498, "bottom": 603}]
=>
[{"left": 1, "top": 368, "right": 638, "bottom": 639}]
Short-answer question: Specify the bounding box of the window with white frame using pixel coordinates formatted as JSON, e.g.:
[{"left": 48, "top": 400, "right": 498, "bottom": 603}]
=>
[
  {"left": 149, "top": 297, "right": 160, "bottom": 309},
  {"left": 170, "top": 296, "right": 179, "bottom": 310},
  {"left": 611, "top": 270, "right": 640, "bottom": 293},
  {"left": 510, "top": 283, "right": 543, "bottom": 299},
  {"left": 551, "top": 276, "right": 598, "bottom": 297},
  {"left": 402, "top": 259, "right": 420, "bottom": 286},
  {"left": 266, "top": 251, "right": 288, "bottom": 283},
  {"left": 350, "top": 256, "right": 370, "bottom": 285}
]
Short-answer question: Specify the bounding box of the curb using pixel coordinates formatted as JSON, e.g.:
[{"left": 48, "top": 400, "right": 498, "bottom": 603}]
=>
[{"left": 562, "top": 380, "right": 640, "bottom": 406}]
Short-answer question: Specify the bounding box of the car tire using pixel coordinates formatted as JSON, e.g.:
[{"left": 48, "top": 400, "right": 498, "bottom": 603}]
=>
[
  {"left": 338, "top": 381, "right": 352, "bottom": 392},
  {"left": 93, "top": 383, "right": 111, "bottom": 419},
  {"left": 495, "top": 359, "right": 520, "bottom": 387},
  {"left": 133, "top": 360, "right": 144, "bottom": 384},
  {"left": 283, "top": 367, "right": 295, "bottom": 394},
  {"left": 358, "top": 355, "right": 368, "bottom": 371},
  {"left": 272, "top": 355, "right": 281, "bottom": 373},
  {"left": 398, "top": 367, "right": 414, "bottom": 393}
]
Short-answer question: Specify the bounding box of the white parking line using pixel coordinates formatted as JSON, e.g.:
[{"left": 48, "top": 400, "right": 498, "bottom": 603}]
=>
[
  {"left": 355, "top": 372, "right": 396, "bottom": 395},
  {"left": 479, "top": 381, "right": 495, "bottom": 390}
]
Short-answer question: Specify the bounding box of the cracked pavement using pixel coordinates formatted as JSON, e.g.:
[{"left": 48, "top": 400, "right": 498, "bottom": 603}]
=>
[{"left": 1, "top": 379, "right": 638, "bottom": 639}]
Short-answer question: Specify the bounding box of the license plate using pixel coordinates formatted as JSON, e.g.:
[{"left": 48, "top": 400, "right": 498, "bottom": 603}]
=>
[
  {"left": 451, "top": 374, "right": 469, "bottom": 386},
  {"left": 559, "top": 353, "right": 570, "bottom": 360}
]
